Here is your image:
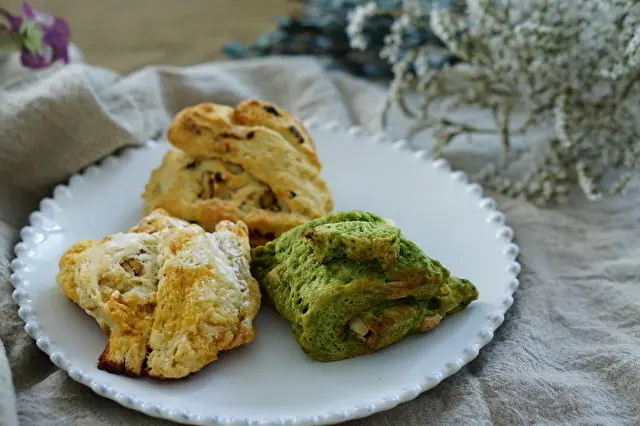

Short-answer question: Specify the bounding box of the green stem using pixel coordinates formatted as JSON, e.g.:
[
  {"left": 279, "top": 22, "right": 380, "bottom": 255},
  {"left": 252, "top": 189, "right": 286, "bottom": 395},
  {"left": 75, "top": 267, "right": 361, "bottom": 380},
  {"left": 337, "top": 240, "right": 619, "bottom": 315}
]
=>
[
  {"left": 407, "top": 117, "right": 437, "bottom": 140},
  {"left": 439, "top": 116, "right": 527, "bottom": 136},
  {"left": 396, "top": 90, "right": 416, "bottom": 118},
  {"left": 381, "top": 97, "right": 392, "bottom": 128},
  {"left": 619, "top": 72, "right": 640, "bottom": 100},
  {"left": 500, "top": 103, "right": 514, "bottom": 157}
]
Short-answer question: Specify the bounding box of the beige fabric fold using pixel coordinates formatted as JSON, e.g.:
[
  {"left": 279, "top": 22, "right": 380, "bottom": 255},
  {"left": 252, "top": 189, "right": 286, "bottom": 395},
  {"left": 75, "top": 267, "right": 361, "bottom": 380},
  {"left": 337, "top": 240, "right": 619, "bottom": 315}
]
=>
[{"left": 1, "top": 53, "right": 638, "bottom": 426}]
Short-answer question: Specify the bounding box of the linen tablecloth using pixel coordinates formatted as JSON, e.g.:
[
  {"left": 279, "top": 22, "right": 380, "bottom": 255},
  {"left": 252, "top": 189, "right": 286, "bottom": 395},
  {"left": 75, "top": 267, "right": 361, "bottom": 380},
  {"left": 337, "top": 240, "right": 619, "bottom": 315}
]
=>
[{"left": 1, "top": 53, "right": 639, "bottom": 426}]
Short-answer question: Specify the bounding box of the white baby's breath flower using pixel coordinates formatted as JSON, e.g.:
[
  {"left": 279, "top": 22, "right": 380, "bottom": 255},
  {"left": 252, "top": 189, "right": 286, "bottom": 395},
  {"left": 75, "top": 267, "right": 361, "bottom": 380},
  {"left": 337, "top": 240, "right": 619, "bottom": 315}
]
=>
[
  {"left": 429, "top": 8, "right": 451, "bottom": 48},
  {"left": 623, "top": 26, "right": 640, "bottom": 65},
  {"left": 554, "top": 94, "right": 572, "bottom": 148},
  {"left": 429, "top": 4, "right": 473, "bottom": 61},
  {"left": 389, "top": 55, "right": 414, "bottom": 101},
  {"left": 394, "top": 13, "right": 411, "bottom": 30},
  {"left": 414, "top": 54, "right": 429, "bottom": 77},
  {"left": 380, "top": 14, "right": 412, "bottom": 63},
  {"left": 370, "top": 0, "right": 640, "bottom": 202},
  {"left": 346, "top": 2, "right": 378, "bottom": 50},
  {"left": 379, "top": 34, "right": 397, "bottom": 62},
  {"left": 576, "top": 161, "right": 603, "bottom": 201}
]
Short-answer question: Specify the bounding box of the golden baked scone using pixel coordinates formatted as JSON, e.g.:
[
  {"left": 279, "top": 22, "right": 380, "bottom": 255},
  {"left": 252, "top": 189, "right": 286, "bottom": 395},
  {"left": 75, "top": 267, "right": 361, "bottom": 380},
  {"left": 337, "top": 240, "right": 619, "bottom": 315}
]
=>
[
  {"left": 142, "top": 100, "right": 334, "bottom": 246},
  {"left": 56, "top": 209, "right": 260, "bottom": 379}
]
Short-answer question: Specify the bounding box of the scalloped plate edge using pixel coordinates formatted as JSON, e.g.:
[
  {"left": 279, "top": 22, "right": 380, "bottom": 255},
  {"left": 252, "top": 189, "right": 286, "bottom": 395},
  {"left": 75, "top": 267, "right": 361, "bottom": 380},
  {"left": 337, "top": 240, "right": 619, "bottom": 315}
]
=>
[{"left": 10, "top": 119, "right": 521, "bottom": 426}]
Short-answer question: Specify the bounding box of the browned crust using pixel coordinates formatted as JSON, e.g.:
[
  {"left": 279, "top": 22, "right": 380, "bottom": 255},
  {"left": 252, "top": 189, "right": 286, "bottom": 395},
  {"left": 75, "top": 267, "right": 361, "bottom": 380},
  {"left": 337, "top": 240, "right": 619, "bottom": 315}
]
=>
[
  {"left": 232, "top": 99, "right": 320, "bottom": 167},
  {"left": 97, "top": 341, "right": 140, "bottom": 377}
]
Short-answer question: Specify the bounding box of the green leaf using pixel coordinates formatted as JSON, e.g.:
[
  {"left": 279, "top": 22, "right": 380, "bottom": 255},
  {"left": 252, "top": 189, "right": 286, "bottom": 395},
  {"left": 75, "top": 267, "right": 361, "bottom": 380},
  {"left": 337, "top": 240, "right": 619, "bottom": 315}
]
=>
[{"left": 19, "top": 20, "right": 44, "bottom": 53}]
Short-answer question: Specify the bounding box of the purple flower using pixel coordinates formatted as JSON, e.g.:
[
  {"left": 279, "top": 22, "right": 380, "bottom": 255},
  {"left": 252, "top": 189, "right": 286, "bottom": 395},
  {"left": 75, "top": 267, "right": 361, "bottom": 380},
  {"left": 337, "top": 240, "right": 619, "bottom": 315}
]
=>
[{"left": 0, "top": 2, "right": 70, "bottom": 69}]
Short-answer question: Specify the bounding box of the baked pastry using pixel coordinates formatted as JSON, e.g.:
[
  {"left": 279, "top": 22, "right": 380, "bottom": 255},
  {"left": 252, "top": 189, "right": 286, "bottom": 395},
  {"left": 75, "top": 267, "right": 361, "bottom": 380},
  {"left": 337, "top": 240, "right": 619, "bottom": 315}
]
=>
[
  {"left": 142, "top": 100, "right": 334, "bottom": 246},
  {"left": 56, "top": 209, "right": 260, "bottom": 379},
  {"left": 251, "top": 210, "right": 479, "bottom": 362}
]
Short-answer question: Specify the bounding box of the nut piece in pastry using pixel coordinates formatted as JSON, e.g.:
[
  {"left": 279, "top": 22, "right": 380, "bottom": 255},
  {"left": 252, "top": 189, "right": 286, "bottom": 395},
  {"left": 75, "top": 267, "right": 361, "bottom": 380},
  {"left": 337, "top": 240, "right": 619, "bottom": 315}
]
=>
[
  {"left": 142, "top": 100, "right": 334, "bottom": 246},
  {"left": 56, "top": 209, "right": 260, "bottom": 379}
]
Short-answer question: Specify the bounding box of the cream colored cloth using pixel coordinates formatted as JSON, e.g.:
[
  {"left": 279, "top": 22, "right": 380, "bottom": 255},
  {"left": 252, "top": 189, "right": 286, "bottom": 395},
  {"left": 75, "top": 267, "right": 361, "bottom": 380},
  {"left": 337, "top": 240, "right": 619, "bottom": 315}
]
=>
[{"left": 1, "top": 52, "right": 639, "bottom": 426}]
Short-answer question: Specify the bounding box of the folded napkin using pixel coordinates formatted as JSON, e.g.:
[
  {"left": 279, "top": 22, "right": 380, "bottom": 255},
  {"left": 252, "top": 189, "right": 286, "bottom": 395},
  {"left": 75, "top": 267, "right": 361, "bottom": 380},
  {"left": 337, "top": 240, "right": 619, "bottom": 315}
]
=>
[{"left": 1, "top": 52, "right": 638, "bottom": 426}]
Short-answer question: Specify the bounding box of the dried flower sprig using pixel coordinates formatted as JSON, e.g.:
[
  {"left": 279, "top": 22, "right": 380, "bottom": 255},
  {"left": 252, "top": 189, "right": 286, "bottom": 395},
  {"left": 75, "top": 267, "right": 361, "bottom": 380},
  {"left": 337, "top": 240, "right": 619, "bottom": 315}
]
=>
[
  {"left": 348, "top": 0, "right": 640, "bottom": 204},
  {"left": 0, "top": 2, "right": 70, "bottom": 70},
  {"left": 222, "top": 0, "right": 461, "bottom": 79}
]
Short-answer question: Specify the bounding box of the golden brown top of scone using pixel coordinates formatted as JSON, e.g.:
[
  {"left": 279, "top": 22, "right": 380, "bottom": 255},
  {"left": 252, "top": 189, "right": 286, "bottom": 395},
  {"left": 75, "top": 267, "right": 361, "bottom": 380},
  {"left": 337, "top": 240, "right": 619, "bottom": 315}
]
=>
[
  {"left": 168, "top": 100, "right": 321, "bottom": 169},
  {"left": 56, "top": 209, "right": 260, "bottom": 379},
  {"left": 143, "top": 100, "right": 334, "bottom": 245}
]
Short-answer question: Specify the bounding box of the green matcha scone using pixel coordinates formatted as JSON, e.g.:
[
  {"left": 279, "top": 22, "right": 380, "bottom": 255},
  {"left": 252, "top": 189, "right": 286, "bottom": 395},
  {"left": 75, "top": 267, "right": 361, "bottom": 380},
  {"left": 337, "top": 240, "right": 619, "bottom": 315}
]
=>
[{"left": 251, "top": 210, "right": 479, "bottom": 362}]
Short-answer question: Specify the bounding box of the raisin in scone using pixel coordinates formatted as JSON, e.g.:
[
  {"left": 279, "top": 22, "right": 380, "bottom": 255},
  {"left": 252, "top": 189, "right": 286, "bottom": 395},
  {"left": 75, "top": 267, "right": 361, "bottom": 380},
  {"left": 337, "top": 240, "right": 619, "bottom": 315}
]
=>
[
  {"left": 56, "top": 209, "right": 260, "bottom": 379},
  {"left": 142, "top": 100, "right": 334, "bottom": 246}
]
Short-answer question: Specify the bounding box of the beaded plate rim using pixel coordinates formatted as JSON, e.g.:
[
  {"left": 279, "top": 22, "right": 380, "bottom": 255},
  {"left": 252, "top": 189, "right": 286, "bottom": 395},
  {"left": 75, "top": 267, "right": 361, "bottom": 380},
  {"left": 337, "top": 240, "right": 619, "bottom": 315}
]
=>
[{"left": 10, "top": 118, "right": 521, "bottom": 426}]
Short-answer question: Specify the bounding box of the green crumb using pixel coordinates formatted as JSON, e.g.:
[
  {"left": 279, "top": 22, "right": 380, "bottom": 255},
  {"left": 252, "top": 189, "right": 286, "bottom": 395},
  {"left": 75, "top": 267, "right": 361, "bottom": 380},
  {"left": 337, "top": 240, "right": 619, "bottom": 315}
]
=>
[{"left": 251, "top": 210, "right": 479, "bottom": 362}]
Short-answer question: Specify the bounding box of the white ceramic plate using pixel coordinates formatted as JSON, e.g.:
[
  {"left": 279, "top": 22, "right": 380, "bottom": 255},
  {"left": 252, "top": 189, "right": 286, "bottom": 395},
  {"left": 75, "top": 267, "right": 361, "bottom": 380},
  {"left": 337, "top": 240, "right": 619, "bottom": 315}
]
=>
[{"left": 10, "top": 119, "right": 520, "bottom": 426}]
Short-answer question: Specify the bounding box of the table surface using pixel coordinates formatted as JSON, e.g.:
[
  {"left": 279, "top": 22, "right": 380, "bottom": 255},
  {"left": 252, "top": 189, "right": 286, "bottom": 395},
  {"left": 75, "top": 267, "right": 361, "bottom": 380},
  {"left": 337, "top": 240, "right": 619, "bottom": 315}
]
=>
[{"left": 4, "top": 0, "right": 297, "bottom": 73}]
